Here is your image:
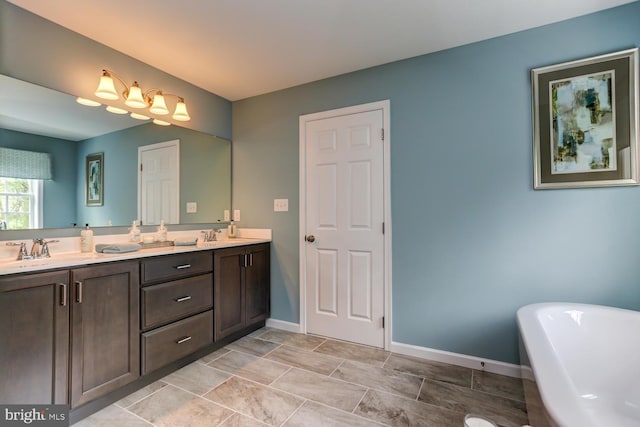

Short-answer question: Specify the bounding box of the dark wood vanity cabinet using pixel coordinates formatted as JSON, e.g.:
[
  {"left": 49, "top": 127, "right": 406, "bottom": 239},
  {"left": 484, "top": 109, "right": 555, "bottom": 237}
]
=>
[
  {"left": 69, "top": 261, "right": 139, "bottom": 408},
  {"left": 0, "top": 271, "right": 69, "bottom": 405},
  {"left": 214, "top": 243, "right": 270, "bottom": 340},
  {"left": 140, "top": 252, "right": 213, "bottom": 375}
]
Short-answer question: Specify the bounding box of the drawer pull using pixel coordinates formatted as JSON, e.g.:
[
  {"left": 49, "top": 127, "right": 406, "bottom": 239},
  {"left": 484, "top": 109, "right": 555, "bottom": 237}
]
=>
[
  {"left": 175, "top": 296, "right": 192, "bottom": 302},
  {"left": 176, "top": 336, "right": 192, "bottom": 344},
  {"left": 175, "top": 264, "right": 192, "bottom": 270}
]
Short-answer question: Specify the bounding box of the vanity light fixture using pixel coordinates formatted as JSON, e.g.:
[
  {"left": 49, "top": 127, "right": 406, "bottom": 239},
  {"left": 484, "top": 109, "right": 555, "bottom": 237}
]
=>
[{"left": 94, "top": 69, "right": 191, "bottom": 121}]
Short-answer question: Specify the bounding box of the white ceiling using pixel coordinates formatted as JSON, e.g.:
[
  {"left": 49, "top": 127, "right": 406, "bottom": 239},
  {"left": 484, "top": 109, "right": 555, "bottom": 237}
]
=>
[{"left": 7, "top": 0, "right": 637, "bottom": 101}]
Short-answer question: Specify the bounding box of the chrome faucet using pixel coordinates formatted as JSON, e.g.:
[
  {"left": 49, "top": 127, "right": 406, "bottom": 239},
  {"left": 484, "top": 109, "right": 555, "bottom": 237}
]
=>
[
  {"left": 5, "top": 239, "right": 59, "bottom": 260},
  {"left": 200, "top": 230, "right": 217, "bottom": 242}
]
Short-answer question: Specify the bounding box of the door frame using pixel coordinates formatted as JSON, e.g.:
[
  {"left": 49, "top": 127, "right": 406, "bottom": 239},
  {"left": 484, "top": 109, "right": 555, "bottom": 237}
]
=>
[{"left": 298, "top": 100, "right": 392, "bottom": 350}]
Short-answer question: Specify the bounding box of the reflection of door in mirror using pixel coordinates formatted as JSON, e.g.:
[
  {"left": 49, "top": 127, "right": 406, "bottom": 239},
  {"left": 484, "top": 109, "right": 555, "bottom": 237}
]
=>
[{"left": 138, "top": 140, "right": 180, "bottom": 225}]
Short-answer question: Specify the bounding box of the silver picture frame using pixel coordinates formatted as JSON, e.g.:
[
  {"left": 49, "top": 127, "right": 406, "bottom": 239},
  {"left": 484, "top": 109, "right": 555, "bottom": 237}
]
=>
[{"left": 532, "top": 48, "right": 639, "bottom": 189}]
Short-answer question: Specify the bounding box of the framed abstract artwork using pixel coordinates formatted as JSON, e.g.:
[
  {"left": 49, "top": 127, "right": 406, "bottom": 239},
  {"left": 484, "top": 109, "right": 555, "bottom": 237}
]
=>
[
  {"left": 531, "top": 48, "right": 639, "bottom": 189},
  {"left": 85, "top": 152, "right": 103, "bottom": 206}
]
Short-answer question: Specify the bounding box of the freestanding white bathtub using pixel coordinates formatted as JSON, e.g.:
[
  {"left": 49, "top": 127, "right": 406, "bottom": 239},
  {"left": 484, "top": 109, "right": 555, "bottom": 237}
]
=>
[{"left": 517, "top": 303, "right": 640, "bottom": 427}]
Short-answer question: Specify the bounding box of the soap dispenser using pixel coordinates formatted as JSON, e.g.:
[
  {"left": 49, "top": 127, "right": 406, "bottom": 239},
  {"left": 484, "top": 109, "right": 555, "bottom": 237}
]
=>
[
  {"left": 228, "top": 221, "right": 236, "bottom": 238},
  {"left": 80, "top": 224, "right": 94, "bottom": 253},
  {"left": 129, "top": 220, "right": 141, "bottom": 242},
  {"left": 157, "top": 220, "right": 168, "bottom": 242}
]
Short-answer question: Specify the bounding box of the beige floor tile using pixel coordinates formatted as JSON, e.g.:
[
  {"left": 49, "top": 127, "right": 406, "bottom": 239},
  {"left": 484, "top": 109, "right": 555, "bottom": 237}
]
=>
[
  {"left": 152, "top": 397, "right": 234, "bottom": 427},
  {"left": 209, "top": 350, "right": 290, "bottom": 384},
  {"left": 115, "top": 380, "right": 168, "bottom": 408},
  {"left": 331, "top": 360, "right": 423, "bottom": 399},
  {"left": 271, "top": 368, "right": 367, "bottom": 412},
  {"left": 284, "top": 401, "right": 381, "bottom": 427},
  {"left": 219, "top": 413, "right": 271, "bottom": 426},
  {"left": 204, "top": 376, "right": 304, "bottom": 426},
  {"left": 127, "top": 385, "right": 207, "bottom": 424},
  {"left": 384, "top": 353, "right": 472, "bottom": 387},
  {"left": 199, "top": 347, "right": 231, "bottom": 364},
  {"left": 355, "top": 389, "right": 464, "bottom": 426},
  {"left": 314, "top": 339, "right": 390, "bottom": 367},
  {"left": 72, "top": 405, "right": 152, "bottom": 427},
  {"left": 418, "top": 378, "right": 528, "bottom": 427},
  {"left": 472, "top": 370, "right": 525, "bottom": 402},
  {"left": 163, "top": 362, "right": 230, "bottom": 395},
  {"left": 265, "top": 345, "right": 343, "bottom": 375},
  {"left": 258, "top": 329, "right": 327, "bottom": 351},
  {"left": 226, "top": 336, "right": 281, "bottom": 357}
]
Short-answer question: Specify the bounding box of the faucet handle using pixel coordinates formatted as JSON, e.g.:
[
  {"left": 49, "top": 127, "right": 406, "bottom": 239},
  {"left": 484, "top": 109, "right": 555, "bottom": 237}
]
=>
[
  {"left": 6, "top": 241, "right": 29, "bottom": 260},
  {"left": 40, "top": 240, "right": 59, "bottom": 258}
]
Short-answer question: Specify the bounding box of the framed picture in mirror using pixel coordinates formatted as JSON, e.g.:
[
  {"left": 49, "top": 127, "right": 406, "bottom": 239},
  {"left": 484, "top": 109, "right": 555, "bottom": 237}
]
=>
[
  {"left": 532, "top": 48, "right": 639, "bottom": 189},
  {"left": 86, "top": 152, "right": 104, "bottom": 206}
]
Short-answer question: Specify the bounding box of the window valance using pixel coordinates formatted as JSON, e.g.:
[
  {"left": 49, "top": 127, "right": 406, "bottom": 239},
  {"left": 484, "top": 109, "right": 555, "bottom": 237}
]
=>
[{"left": 0, "top": 147, "right": 52, "bottom": 180}]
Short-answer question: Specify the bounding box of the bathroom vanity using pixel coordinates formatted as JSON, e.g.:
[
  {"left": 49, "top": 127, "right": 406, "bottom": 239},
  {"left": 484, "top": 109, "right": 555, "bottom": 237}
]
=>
[{"left": 0, "top": 238, "right": 270, "bottom": 423}]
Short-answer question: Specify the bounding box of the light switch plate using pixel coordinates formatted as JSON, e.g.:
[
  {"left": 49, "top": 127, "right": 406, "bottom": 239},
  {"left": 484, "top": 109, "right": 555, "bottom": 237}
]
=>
[
  {"left": 186, "top": 202, "right": 197, "bottom": 213},
  {"left": 233, "top": 209, "right": 241, "bottom": 221},
  {"left": 274, "top": 199, "right": 288, "bottom": 212},
  {"left": 223, "top": 210, "right": 230, "bottom": 221}
]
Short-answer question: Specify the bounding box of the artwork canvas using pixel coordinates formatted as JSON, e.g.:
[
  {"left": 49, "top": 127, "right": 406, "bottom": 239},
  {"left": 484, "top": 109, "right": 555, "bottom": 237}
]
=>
[{"left": 550, "top": 71, "right": 615, "bottom": 174}]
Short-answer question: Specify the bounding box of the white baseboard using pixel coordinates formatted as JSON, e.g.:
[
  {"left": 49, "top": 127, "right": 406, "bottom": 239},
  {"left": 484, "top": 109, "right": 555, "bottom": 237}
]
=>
[
  {"left": 266, "top": 318, "right": 301, "bottom": 333},
  {"left": 390, "top": 341, "right": 523, "bottom": 378},
  {"left": 265, "top": 319, "right": 523, "bottom": 379}
]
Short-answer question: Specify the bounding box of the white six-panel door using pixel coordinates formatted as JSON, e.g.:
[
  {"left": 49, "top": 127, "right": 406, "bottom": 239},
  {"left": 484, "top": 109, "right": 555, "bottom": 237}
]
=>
[
  {"left": 303, "top": 108, "right": 385, "bottom": 348},
  {"left": 138, "top": 140, "right": 180, "bottom": 225}
]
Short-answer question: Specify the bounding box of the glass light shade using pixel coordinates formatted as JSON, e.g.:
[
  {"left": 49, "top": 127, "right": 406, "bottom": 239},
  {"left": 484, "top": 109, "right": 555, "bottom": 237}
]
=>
[
  {"left": 172, "top": 100, "right": 191, "bottom": 121},
  {"left": 95, "top": 74, "right": 119, "bottom": 100},
  {"left": 149, "top": 93, "right": 169, "bottom": 115},
  {"left": 124, "top": 83, "right": 147, "bottom": 108},
  {"left": 130, "top": 112, "right": 150, "bottom": 120},
  {"left": 106, "top": 105, "right": 128, "bottom": 114},
  {"left": 153, "top": 119, "right": 171, "bottom": 126},
  {"left": 76, "top": 97, "right": 101, "bottom": 107}
]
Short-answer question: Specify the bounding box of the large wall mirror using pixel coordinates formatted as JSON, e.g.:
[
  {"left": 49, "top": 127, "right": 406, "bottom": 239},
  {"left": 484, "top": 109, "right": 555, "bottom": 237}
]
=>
[{"left": 0, "top": 74, "right": 231, "bottom": 231}]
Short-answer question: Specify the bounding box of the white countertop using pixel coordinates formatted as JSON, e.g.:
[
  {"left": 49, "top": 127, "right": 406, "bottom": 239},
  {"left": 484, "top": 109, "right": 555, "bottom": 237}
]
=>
[{"left": 0, "top": 229, "right": 271, "bottom": 276}]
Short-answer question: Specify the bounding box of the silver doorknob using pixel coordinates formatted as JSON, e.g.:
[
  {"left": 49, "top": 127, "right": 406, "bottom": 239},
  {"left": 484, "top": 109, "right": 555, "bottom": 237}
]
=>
[{"left": 305, "top": 235, "right": 315, "bottom": 243}]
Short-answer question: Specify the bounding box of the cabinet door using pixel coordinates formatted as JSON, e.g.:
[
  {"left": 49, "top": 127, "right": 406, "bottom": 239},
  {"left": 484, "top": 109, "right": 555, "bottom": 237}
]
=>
[
  {"left": 0, "top": 271, "right": 69, "bottom": 404},
  {"left": 214, "top": 246, "right": 246, "bottom": 340},
  {"left": 245, "top": 244, "right": 271, "bottom": 325},
  {"left": 70, "top": 261, "right": 139, "bottom": 408}
]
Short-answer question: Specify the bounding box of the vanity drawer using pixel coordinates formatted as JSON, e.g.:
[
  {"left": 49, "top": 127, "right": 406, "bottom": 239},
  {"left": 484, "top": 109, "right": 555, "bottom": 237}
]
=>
[
  {"left": 141, "top": 310, "right": 213, "bottom": 375},
  {"left": 141, "top": 251, "right": 212, "bottom": 284},
  {"left": 141, "top": 273, "right": 213, "bottom": 330}
]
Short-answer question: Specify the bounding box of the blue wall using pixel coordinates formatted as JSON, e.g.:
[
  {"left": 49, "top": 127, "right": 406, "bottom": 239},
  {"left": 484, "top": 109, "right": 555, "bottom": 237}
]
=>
[
  {"left": 233, "top": 2, "right": 640, "bottom": 364},
  {"left": 0, "top": 128, "right": 77, "bottom": 228}
]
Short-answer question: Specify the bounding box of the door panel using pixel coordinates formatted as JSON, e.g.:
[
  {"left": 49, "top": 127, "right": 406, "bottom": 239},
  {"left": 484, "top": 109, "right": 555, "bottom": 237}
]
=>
[{"left": 305, "top": 108, "right": 385, "bottom": 348}]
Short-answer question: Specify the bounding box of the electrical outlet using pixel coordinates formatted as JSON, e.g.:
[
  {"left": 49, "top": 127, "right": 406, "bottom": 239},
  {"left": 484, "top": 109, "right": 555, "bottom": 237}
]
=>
[
  {"left": 186, "top": 202, "right": 197, "bottom": 213},
  {"left": 274, "top": 199, "right": 288, "bottom": 212},
  {"left": 233, "top": 209, "right": 240, "bottom": 221},
  {"left": 223, "top": 210, "right": 230, "bottom": 221}
]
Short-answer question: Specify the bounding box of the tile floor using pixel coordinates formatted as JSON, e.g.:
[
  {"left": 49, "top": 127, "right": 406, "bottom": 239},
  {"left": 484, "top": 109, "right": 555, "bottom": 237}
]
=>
[{"left": 73, "top": 328, "right": 529, "bottom": 427}]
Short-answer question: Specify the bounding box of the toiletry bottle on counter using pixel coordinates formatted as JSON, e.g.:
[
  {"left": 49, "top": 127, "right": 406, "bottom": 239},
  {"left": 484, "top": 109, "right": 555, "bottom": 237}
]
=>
[
  {"left": 80, "top": 224, "right": 93, "bottom": 252},
  {"left": 228, "top": 221, "right": 236, "bottom": 238},
  {"left": 129, "top": 220, "right": 141, "bottom": 242},
  {"left": 157, "top": 220, "right": 167, "bottom": 242}
]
